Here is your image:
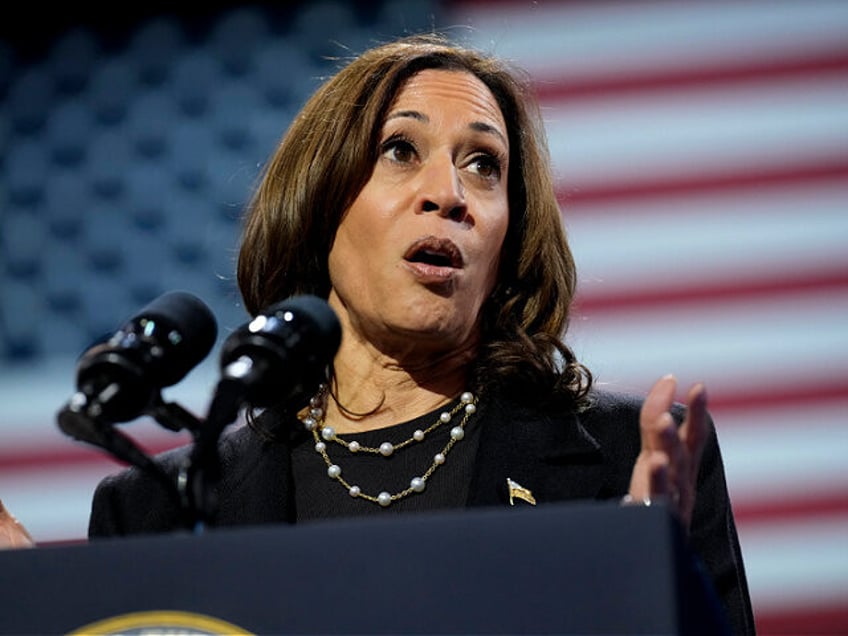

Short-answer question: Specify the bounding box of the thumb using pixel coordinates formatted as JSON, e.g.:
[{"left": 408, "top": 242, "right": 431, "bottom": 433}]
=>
[{"left": 0, "top": 498, "right": 36, "bottom": 549}]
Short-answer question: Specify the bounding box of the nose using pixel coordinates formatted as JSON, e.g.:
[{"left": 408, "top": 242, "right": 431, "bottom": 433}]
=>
[{"left": 417, "top": 156, "right": 467, "bottom": 222}]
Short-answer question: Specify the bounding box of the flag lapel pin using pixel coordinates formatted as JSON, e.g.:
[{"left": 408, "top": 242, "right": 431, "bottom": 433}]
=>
[{"left": 507, "top": 477, "right": 536, "bottom": 506}]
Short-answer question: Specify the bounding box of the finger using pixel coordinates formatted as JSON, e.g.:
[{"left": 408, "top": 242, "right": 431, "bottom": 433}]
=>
[
  {"left": 640, "top": 374, "right": 678, "bottom": 452},
  {"left": 656, "top": 412, "right": 686, "bottom": 490},
  {"left": 680, "top": 383, "right": 709, "bottom": 486},
  {"left": 648, "top": 451, "right": 692, "bottom": 528},
  {"left": 658, "top": 414, "right": 692, "bottom": 519},
  {"left": 630, "top": 375, "right": 680, "bottom": 501},
  {"left": 625, "top": 451, "right": 668, "bottom": 504},
  {"left": 648, "top": 453, "right": 670, "bottom": 498},
  {"left": 652, "top": 385, "right": 708, "bottom": 533}
]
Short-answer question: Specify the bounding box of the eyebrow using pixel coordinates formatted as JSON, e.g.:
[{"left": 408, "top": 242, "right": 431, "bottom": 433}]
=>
[{"left": 386, "top": 110, "right": 508, "bottom": 146}]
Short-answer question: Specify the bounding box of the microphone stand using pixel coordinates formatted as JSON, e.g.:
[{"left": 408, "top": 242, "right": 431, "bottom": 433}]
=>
[
  {"left": 57, "top": 360, "right": 258, "bottom": 534},
  {"left": 57, "top": 390, "right": 205, "bottom": 530},
  {"left": 180, "top": 357, "right": 260, "bottom": 533}
]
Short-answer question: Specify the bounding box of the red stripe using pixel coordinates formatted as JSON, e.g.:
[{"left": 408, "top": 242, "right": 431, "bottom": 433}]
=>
[
  {"left": 534, "top": 50, "right": 848, "bottom": 102},
  {"left": 0, "top": 437, "right": 189, "bottom": 472},
  {"left": 558, "top": 158, "right": 848, "bottom": 207},
  {"left": 707, "top": 380, "right": 848, "bottom": 413},
  {"left": 735, "top": 492, "right": 848, "bottom": 526},
  {"left": 574, "top": 268, "right": 848, "bottom": 314},
  {"left": 756, "top": 602, "right": 848, "bottom": 635}
]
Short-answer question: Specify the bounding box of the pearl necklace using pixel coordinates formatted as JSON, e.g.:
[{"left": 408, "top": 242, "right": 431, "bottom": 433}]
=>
[{"left": 298, "top": 387, "right": 478, "bottom": 507}]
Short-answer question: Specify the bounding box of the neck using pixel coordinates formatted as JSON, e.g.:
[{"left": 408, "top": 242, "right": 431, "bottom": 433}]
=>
[
  {"left": 325, "top": 338, "right": 474, "bottom": 434},
  {"left": 322, "top": 290, "right": 480, "bottom": 433}
]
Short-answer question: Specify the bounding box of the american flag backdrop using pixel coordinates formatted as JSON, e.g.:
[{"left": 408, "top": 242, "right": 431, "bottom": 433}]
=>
[
  {"left": 0, "top": 1, "right": 846, "bottom": 633},
  {"left": 445, "top": 1, "right": 848, "bottom": 632}
]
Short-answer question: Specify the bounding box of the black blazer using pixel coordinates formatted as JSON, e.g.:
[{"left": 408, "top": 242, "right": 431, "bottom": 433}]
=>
[{"left": 89, "top": 389, "right": 755, "bottom": 634}]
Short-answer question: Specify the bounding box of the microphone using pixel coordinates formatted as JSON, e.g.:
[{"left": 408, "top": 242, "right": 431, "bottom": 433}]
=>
[
  {"left": 58, "top": 290, "right": 218, "bottom": 432},
  {"left": 184, "top": 295, "right": 340, "bottom": 528},
  {"left": 218, "top": 294, "right": 342, "bottom": 410}
]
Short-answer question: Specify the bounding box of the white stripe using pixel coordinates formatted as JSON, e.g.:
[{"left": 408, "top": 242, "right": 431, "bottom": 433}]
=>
[
  {"left": 1, "top": 467, "right": 111, "bottom": 543},
  {"left": 543, "top": 76, "right": 848, "bottom": 184},
  {"left": 568, "top": 291, "right": 848, "bottom": 397},
  {"left": 737, "top": 515, "right": 848, "bottom": 610},
  {"left": 565, "top": 182, "right": 848, "bottom": 296},
  {"left": 716, "top": 403, "right": 848, "bottom": 504}
]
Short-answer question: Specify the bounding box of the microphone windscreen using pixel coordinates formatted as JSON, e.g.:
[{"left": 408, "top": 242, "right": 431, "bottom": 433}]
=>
[
  {"left": 136, "top": 291, "right": 218, "bottom": 386},
  {"left": 219, "top": 294, "right": 341, "bottom": 409},
  {"left": 268, "top": 294, "right": 341, "bottom": 361},
  {"left": 67, "top": 291, "right": 218, "bottom": 425}
]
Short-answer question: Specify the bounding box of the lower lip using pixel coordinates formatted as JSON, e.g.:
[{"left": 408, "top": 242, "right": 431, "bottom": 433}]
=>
[{"left": 403, "top": 261, "right": 459, "bottom": 284}]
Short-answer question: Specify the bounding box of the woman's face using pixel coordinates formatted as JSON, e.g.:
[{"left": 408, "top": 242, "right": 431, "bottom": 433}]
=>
[{"left": 327, "top": 68, "right": 510, "bottom": 357}]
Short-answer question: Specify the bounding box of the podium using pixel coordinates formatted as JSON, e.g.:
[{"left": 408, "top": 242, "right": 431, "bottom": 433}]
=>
[{"left": 0, "top": 501, "right": 730, "bottom": 634}]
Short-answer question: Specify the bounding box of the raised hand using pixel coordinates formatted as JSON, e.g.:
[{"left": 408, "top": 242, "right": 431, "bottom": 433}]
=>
[{"left": 626, "top": 375, "right": 708, "bottom": 533}]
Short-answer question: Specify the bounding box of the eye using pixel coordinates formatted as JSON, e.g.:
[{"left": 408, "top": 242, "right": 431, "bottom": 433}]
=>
[
  {"left": 467, "top": 153, "right": 502, "bottom": 181},
  {"left": 380, "top": 137, "right": 417, "bottom": 164}
]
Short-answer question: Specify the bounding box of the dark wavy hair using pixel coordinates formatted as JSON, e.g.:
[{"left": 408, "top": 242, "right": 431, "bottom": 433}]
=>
[{"left": 237, "top": 33, "right": 592, "bottom": 406}]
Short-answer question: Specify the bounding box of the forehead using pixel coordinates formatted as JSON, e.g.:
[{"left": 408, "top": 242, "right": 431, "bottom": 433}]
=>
[{"left": 388, "top": 69, "right": 507, "bottom": 134}]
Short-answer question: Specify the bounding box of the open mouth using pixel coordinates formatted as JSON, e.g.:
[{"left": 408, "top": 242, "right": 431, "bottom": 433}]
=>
[{"left": 403, "top": 236, "right": 463, "bottom": 269}]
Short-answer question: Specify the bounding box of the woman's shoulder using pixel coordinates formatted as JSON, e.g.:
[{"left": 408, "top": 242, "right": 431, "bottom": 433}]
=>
[
  {"left": 581, "top": 385, "right": 690, "bottom": 423},
  {"left": 485, "top": 384, "right": 646, "bottom": 424},
  {"left": 582, "top": 386, "right": 644, "bottom": 414},
  {"left": 483, "top": 386, "right": 647, "bottom": 450}
]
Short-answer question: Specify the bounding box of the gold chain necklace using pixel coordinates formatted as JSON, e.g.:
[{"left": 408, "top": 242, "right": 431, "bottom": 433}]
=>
[{"left": 298, "top": 387, "right": 478, "bottom": 507}]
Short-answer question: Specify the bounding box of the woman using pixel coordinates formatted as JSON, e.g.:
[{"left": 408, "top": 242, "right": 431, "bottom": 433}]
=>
[{"left": 14, "top": 34, "right": 755, "bottom": 632}]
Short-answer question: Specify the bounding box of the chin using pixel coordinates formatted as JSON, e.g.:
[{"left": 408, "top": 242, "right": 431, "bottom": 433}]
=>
[
  {"left": 383, "top": 286, "right": 483, "bottom": 343},
  {"left": 398, "top": 310, "right": 477, "bottom": 347}
]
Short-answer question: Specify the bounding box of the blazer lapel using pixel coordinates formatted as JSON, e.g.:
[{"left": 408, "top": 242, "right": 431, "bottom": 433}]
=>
[{"left": 466, "top": 395, "right": 607, "bottom": 508}]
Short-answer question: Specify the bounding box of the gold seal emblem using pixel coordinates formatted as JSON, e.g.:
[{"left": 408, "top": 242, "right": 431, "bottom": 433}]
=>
[{"left": 68, "top": 610, "right": 254, "bottom": 635}]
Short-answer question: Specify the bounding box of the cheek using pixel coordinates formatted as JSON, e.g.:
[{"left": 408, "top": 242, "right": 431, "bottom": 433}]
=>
[
  {"left": 335, "top": 181, "right": 398, "bottom": 247},
  {"left": 464, "top": 217, "right": 509, "bottom": 311},
  {"left": 328, "top": 223, "right": 362, "bottom": 295},
  {"left": 328, "top": 195, "right": 393, "bottom": 293},
  {"left": 329, "top": 197, "right": 371, "bottom": 270},
  {"left": 481, "top": 209, "right": 510, "bottom": 285}
]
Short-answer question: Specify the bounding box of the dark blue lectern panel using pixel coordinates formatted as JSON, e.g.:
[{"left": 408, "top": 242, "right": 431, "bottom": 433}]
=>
[{"left": 0, "top": 502, "right": 729, "bottom": 634}]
